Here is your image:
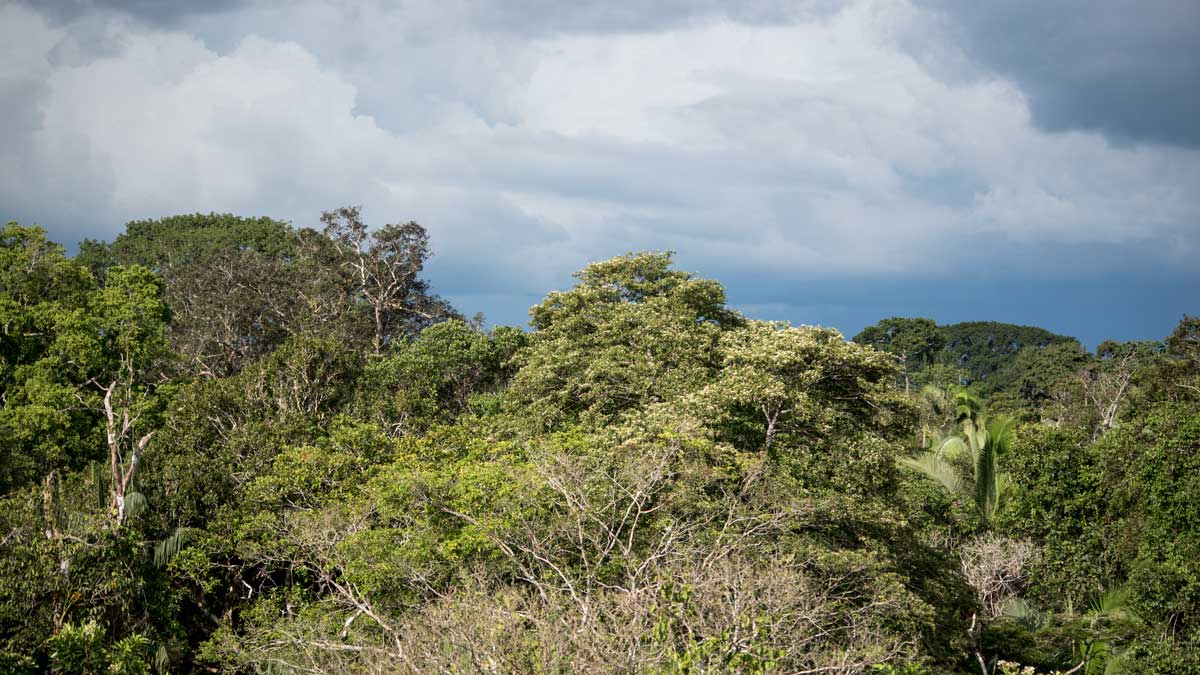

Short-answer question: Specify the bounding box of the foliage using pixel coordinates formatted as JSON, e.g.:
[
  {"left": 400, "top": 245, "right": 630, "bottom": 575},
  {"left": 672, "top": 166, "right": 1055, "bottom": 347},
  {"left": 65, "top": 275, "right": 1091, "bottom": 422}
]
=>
[
  {"left": 320, "top": 206, "right": 458, "bottom": 354},
  {"left": 853, "top": 317, "right": 944, "bottom": 392},
  {"left": 1, "top": 219, "right": 1194, "bottom": 674},
  {"left": 507, "top": 251, "right": 741, "bottom": 429},
  {"left": 985, "top": 341, "right": 1090, "bottom": 417},
  {"left": 700, "top": 320, "right": 912, "bottom": 496},
  {"left": 937, "top": 321, "right": 1078, "bottom": 385},
  {"left": 899, "top": 413, "right": 1016, "bottom": 529},
  {"left": 78, "top": 212, "right": 459, "bottom": 377}
]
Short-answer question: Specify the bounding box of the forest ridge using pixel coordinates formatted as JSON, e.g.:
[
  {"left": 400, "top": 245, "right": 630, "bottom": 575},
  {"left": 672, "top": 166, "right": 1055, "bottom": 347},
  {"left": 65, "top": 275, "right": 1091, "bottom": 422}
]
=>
[{"left": 1, "top": 212, "right": 1198, "bottom": 674}]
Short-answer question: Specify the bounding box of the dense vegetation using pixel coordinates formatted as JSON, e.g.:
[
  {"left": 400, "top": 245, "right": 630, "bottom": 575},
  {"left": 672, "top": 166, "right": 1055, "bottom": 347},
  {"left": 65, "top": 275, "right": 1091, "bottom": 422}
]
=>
[{"left": 1, "top": 214, "right": 1197, "bottom": 674}]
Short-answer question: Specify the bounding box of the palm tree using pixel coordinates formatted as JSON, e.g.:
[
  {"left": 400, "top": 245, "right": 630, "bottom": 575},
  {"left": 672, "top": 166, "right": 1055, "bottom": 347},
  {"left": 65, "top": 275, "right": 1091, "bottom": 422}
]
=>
[
  {"left": 1002, "top": 588, "right": 1140, "bottom": 675},
  {"left": 915, "top": 385, "right": 982, "bottom": 449},
  {"left": 900, "top": 409, "right": 1016, "bottom": 529},
  {"left": 1071, "top": 587, "right": 1141, "bottom": 675}
]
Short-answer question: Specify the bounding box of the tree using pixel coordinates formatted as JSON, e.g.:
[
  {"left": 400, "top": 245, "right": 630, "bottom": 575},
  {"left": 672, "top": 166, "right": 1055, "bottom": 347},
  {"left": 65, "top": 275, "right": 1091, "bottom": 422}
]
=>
[
  {"left": 321, "top": 206, "right": 456, "bottom": 355},
  {"left": 44, "top": 265, "right": 171, "bottom": 526},
  {"left": 901, "top": 414, "right": 1017, "bottom": 529},
  {"left": 937, "top": 322, "right": 1077, "bottom": 386},
  {"left": 507, "top": 251, "right": 742, "bottom": 429},
  {"left": 78, "top": 214, "right": 329, "bottom": 377},
  {"left": 0, "top": 239, "right": 176, "bottom": 668},
  {"left": 1078, "top": 341, "right": 1158, "bottom": 433},
  {"left": 0, "top": 224, "right": 97, "bottom": 493},
  {"left": 352, "top": 319, "right": 527, "bottom": 434},
  {"left": 77, "top": 212, "right": 454, "bottom": 376},
  {"left": 854, "top": 317, "right": 945, "bottom": 394},
  {"left": 91, "top": 267, "right": 170, "bottom": 525},
  {"left": 1153, "top": 315, "right": 1200, "bottom": 401},
  {"left": 696, "top": 321, "right": 911, "bottom": 496},
  {"left": 985, "top": 342, "right": 1089, "bottom": 419}
]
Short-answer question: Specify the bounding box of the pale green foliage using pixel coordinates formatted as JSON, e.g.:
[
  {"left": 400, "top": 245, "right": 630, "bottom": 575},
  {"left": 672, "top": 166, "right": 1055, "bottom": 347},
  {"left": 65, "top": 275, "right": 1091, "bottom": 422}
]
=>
[
  {"left": 903, "top": 452, "right": 968, "bottom": 496},
  {"left": 699, "top": 322, "right": 843, "bottom": 453},
  {"left": 48, "top": 621, "right": 154, "bottom": 675},
  {"left": 509, "top": 251, "right": 741, "bottom": 429},
  {"left": 695, "top": 320, "right": 912, "bottom": 496}
]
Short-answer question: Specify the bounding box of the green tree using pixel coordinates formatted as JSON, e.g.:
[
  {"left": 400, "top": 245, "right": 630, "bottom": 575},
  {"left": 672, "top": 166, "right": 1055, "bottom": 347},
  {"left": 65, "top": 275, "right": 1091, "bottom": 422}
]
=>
[
  {"left": 1145, "top": 315, "right": 1200, "bottom": 403},
  {"left": 985, "top": 341, "right": 1089, "bottom": 419},
  {"left": 353, "top": 319, "right": 526, "bottom": 434},
  {"left": 697, "top": 320, "right": 911, "bottom": 496},
  {"left": 0, "top": 224, "right": 97, "bottom": 492},
  {"left": 77, "top": 214, "right": 307, "bottom": 377},
  {"left": 76, "top": 266, "right": 171, "bottom": 526},
  {"left": 507, "top": 251, "right": 742, "bottom": 429},
  {"left": 854, "top": 317, "right": 945, "bottom": 394},
  {"left": 937, "top": 322, "right": 1076, "bottom": 386}
]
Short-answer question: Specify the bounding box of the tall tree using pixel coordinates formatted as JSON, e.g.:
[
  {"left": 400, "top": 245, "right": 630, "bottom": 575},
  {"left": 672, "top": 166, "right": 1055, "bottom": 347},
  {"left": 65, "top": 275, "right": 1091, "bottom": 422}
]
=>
[
  {"left": 853, "top": 317, "right": 944, "bottom": 394},
  {"left": 78, "top": 214, "right": 316, "bottom": 376},
  {"left": 938, "top": 321, "right": 1077, "bottom": 385},
  {"left": 86, "top": 266, "right": 170, "bottom": 526},
  {"left": 321, "top": 206, "right": 456, "bottom": 355},
  {"left": 507, "top": 251, "right": 742, "bottom": 429}
]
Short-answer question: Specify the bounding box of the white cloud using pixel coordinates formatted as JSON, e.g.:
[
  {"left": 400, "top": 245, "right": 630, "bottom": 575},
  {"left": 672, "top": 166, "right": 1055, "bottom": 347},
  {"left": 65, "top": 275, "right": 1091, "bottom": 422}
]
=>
[{"left": 1, "top": 0, "right": 1197, "bottom": 314}]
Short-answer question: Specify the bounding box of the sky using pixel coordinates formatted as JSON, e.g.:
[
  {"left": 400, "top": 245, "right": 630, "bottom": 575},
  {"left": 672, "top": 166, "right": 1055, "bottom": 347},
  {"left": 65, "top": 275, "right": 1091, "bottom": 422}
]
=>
[{"left": 1, "top": 0, "right": 1197, "bottom": 347}]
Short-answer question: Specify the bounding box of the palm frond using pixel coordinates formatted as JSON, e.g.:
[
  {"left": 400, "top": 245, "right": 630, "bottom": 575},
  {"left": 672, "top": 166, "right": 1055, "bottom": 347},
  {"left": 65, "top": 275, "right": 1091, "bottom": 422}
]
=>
[
  {"left": 933, "top": 435, "right": 969, "bottom": 462},
  {"left": 920, "top": 385, "right": 951, "bottom": 414},
  {"left": 899, "top": 453, "right": 968, "bottom": 496},
  {"left": 987, "top": 416, "right": 1017, "bottom": 457},
  {"left": 975, "top": 436, "right": 998, "bottom": 526},
  {"left": 952, "top": 387, "right": 983, "bottom": 424},
  {"left": 125, "top": 491, "right": 148, "bottom": 519},
  {"left": 154, "top": 527, "right": 199, "bottom": 568},
  {"left": 995, "top": 472, "right": 1015, "bottom": 505},
  {"left": 1088, "top": 586, "right": 1140, "bottom": 623},
  {"left": 153, "top": 644, "right": 171, "bottom": 675},
  {"left": 965, "top": 421, "right": 987, "bottom": 458},
  {"left": 1002, "top": 597, "right": 1047, "bottom": 630}
]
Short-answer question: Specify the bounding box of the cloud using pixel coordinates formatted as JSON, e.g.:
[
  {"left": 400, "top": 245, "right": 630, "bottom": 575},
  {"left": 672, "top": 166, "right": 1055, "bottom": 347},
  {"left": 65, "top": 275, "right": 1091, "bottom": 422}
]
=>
[
  {"left": 0, "top": 0, "right": 1196, "bottom": 341},
  {"left": 917, "top": 0, "right": 1200, "bottom": 147},
  {"left": 25, "top": 0, "right": 836, "bottom": 34},
  {"left": 17, "top": 0, "right": 249, "bottom": 25}
]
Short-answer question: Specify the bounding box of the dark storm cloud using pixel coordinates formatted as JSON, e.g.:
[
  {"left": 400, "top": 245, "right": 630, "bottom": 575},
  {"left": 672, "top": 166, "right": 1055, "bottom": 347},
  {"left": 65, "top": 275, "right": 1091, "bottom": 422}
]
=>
[
  {"left": 3, "top": 0, "right": 1197, "bottom": 347},
  {"left": 16, "top": 0, "right": 250, "bottom": 25},
  {"left": 18, "top": 0, "right": 830, "bottom": 32},
  {"left": 921, "top": 0, "right": 1200, "bottom": 147}
]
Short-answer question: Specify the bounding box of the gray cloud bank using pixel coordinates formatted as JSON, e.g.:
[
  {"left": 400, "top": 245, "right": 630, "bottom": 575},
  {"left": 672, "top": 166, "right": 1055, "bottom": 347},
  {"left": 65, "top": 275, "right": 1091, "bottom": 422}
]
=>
[
  {"left": 921, "top": 0, "right": 1200, "bottom": 147},
  {"left": 1, "top": 0, "right": 1196, "bottom": 342}
]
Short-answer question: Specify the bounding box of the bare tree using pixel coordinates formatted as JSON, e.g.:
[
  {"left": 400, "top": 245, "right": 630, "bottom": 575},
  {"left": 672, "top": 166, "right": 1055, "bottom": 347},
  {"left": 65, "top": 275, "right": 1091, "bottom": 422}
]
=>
[
  {"left": 1080, "top": 350, "right": 1137, "bottom": 433},
  {"left": 959, "top": 533, "right": 1039, "bottom": 619},
  {"left": 100, "top": 381, "right": 154, "bottom": 526},
  {"left": 321, "top": 206, "right": 453, "bottom": 355}
]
